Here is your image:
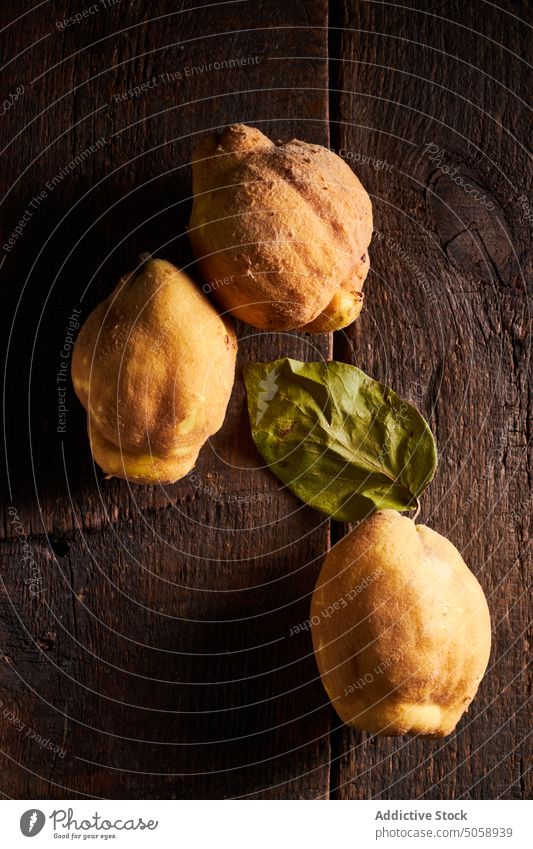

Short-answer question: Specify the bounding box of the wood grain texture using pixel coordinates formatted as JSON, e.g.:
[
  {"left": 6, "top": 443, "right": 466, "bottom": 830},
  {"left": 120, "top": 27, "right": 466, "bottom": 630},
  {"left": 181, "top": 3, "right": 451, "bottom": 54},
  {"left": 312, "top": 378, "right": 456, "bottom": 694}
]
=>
[
  {"left": 330, "top": 0, "right": 531, "bottom": 800},
  {"left": 1, "top": 0, "right": 333, "bottom": 799},
  {"left": 0, "top": 0, "right": 530, "bottom": 801}
]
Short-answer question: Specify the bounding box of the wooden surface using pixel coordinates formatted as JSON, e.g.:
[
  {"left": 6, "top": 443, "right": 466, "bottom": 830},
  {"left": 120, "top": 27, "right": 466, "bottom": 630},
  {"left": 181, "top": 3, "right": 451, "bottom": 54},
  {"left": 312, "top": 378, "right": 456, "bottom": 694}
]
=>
[{"left": 0, "top": 0, "right": 530, "bottom": 799}]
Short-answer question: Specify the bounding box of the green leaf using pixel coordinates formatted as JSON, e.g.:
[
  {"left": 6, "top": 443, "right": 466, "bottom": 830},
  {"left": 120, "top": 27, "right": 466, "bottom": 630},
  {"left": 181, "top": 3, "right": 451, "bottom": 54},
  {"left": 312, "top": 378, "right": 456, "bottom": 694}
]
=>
[{"left": 244, "top": 358, "right": 437, "bottom": 522}]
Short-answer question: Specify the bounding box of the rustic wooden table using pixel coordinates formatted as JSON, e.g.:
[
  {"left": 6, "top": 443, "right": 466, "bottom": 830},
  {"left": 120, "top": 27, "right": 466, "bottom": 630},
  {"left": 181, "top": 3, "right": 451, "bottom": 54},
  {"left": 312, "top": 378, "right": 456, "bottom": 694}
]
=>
[{"left": 0, "top": 0, "right": 530, "bottom": 800}]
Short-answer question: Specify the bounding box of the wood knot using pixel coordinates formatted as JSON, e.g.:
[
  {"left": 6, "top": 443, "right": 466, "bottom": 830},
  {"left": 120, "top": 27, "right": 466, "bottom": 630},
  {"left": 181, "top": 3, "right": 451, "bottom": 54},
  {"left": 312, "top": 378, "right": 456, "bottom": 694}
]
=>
[{"left": 425, "top": 154, "right": 516, "bottom": 286}]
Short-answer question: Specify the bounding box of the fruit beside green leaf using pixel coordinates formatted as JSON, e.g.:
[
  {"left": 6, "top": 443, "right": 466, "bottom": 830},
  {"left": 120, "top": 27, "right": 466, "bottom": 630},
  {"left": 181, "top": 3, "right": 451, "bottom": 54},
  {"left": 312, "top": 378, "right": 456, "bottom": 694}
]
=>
[
  {"left": 244, "top": 358, "right": 437, "bottom": 521},
  {"left": 311, "top": 509, "right": 491, "bottom": 736}
]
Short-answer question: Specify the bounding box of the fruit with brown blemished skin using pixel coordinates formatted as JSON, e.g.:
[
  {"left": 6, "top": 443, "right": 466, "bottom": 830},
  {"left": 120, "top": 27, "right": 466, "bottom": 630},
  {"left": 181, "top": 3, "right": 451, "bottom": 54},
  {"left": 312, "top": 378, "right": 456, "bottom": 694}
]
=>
[
  {"left": 189, "top": 124, "right": 373, "bottom": 332},
  {"left": 311, "top": 509, "right": 491, "bottom": 736},
  {"left": 71, "top": 258, "right": 237, "bottom": 485}
]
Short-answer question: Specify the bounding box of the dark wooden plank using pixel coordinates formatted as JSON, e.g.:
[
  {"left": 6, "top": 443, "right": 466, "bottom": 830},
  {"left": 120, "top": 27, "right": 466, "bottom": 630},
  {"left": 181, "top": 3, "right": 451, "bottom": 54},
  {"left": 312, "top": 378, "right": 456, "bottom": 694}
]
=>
[
  {"left": 1, "top": 0, "right": 330, "bottom": 538},
  {"left": 1, "top": 0, "right": 333, "bottom": 798},
  {"left": 330, "top": 0, "right": 531, "bottom": 800}
]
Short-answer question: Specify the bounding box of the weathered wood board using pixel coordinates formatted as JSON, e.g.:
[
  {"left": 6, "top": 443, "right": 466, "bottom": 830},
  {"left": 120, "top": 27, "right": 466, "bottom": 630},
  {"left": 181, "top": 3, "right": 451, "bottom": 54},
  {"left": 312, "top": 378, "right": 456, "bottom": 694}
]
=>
[{"left": 0, "top": 0, "right": 530, "bottom": 799}]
